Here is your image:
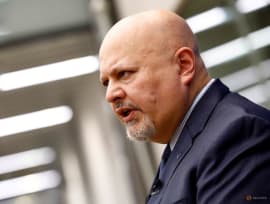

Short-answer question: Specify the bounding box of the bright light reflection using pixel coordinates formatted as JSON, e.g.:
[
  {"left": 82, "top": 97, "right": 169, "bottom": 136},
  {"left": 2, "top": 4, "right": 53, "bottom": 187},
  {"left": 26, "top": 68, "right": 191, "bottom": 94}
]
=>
[
  {"left": 0, "top": 147, "right": 56, "bottom": 175},
  {"left": 202, "top": 26, "right": 270, "bottom": 68},
  {"left": 187, "top": 7, "right": 230, "bottom": 33},
  {"left": 0, "top": 170, "right": 61, "bottom": 200},
  {"left": 240, "top": 80, "right": 270, "bottom": 105},
  {"left": 250, "top": 26, "right": 270, "bottom": 50},
  {"left": 0, "top": 56, "right": 99, "bottom": 91},
  {"left": 221, "top": 59, "right": 270, "bottom": 91},
  {"left": 0, "top": 30, "right": 10, "bottom": 36},
  {"left": 236, "top": 0, "right": 269, "bottom": 13},
  {"left": 202, "top": 38, "right": 247, "bottom": 68},
  {"left": 0, "top": 106, "right": 73, "bottom": 137}
]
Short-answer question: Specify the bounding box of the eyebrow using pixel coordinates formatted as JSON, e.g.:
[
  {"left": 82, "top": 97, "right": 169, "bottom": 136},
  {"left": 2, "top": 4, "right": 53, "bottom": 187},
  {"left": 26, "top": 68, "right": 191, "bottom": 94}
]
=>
[
  {"left": 100, "top": 64, "right": 138, "bottom": 83},
  {"left": 99, "top": 67, "right": 122, "bottom": 83}
]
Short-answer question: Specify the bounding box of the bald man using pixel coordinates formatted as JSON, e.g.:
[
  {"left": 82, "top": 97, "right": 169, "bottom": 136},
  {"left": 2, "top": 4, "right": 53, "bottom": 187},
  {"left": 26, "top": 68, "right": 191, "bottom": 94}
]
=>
[{"left": 99, "top": 10, "right": 270, "bottom": 204}]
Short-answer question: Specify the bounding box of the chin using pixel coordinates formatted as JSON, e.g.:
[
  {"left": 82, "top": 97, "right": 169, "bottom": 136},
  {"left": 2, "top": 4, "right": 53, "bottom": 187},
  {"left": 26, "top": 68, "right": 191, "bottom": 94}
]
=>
[{"left": 125, "top": 118, "right": 156, "bottom": 142}]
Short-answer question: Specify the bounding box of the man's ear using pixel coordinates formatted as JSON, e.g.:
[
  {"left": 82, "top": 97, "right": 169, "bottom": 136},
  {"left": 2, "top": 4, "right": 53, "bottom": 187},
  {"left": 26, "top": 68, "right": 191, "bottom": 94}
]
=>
[{"left": 175, "top": 47, "right": 196, "bottom": 85}]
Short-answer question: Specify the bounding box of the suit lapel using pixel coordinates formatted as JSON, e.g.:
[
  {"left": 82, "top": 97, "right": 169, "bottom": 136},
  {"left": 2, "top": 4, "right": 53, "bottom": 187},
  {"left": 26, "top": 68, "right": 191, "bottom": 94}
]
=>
[
  {"left": 186, "top": 79, "right": 229, "bottom": 139},
  {"left": 162, "top": 127, "right": 193, "bottom": 183},
  {"left": 147, "top": 79, "right": 230, "bottom": 203},
  {"left": 164, "top": 80, "right": 230, "bottom": 184}
]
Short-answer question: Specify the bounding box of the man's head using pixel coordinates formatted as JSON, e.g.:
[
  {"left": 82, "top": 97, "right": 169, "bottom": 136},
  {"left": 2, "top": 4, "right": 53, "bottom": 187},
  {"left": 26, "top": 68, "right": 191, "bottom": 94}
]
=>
[{"left": 99, "top": 10, "right": 211, "bottom": 144}]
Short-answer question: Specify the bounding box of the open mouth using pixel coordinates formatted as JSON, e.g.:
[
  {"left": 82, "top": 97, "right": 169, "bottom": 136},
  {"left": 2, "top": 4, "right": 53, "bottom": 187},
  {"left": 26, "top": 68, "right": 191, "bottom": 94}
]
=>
[
  {"left": 115, "top": 107, "right": 136, "bottom": 122},
  {"left": 122, "top": 109, "right": 131, "bottom": 117},
  {"left": 119, "top": 108, "right": 132, "bottom": 118}
]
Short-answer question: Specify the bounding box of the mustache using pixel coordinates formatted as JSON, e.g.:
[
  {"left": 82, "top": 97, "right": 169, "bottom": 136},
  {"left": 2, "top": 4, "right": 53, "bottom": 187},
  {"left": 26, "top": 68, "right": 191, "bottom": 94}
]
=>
[{"left": 114, "top": 101, "right": 139, "bottom": 110}]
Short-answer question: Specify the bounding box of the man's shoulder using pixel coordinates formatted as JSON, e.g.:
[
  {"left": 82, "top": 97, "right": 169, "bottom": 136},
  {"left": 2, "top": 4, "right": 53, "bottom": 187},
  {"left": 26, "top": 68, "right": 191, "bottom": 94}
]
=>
[{"left": 217, "top": 91, "right": 270, "bottom": 122}]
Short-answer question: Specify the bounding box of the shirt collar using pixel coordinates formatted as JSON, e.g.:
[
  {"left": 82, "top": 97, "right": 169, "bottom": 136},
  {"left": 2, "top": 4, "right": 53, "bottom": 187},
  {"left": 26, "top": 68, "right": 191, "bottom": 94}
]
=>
[{"left": 169, "top": 78, "right": 216, "bottom": 150}]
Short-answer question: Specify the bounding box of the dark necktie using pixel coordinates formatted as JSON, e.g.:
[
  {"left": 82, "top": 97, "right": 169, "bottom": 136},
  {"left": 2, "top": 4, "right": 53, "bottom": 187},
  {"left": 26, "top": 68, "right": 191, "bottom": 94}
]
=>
[
  {"left": 159, "top": 144, "right": 171, "bottom": 180},
  {"left": 146, "top": 145, "right": 172, "bottom": 203}
]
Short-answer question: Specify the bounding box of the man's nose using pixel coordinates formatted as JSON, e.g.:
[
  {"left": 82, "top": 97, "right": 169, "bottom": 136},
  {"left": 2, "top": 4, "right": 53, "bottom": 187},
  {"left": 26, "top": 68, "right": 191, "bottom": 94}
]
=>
[{"left": 105, "top": 82, "right": 125, "bottom": 103}]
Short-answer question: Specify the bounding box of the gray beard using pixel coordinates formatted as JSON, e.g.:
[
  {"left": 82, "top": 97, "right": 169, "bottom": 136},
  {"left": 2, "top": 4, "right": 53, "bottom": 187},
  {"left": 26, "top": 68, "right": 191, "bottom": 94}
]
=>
[{"left": 125, "top": 115, "right": 156, "bottom": 141}]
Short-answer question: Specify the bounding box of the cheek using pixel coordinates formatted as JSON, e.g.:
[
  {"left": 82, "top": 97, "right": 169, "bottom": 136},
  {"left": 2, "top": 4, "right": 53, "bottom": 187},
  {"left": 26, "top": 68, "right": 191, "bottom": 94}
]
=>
[
  {"left": 154, "top": 81, "right": 184, "bottom": 116},
  {"left": 126, "top": 70, "right": 166, "bottom": 112},
  {"left": 130, "top": 87, "right": 158, "bottom": 106},
  {"left": 126, "top": 81, "right": 158, "bottom": 112}
]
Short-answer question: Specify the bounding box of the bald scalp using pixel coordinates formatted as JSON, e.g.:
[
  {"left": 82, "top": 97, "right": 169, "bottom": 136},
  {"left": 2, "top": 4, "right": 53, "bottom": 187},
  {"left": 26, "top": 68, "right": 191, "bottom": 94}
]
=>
[{"left": 99, "top": 10, "right": 198, "bottom": 60}]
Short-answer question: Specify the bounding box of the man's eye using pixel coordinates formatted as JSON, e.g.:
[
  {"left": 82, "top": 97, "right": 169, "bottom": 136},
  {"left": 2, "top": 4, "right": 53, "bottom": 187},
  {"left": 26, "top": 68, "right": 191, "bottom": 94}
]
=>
[{"left": 118, "top": 71, "right": 131, "bottom": 79}]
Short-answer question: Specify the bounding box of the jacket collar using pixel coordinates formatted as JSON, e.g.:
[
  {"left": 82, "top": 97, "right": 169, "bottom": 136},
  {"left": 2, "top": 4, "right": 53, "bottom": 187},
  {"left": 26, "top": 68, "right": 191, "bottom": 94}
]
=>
[
  {"left": 164, "top": 79, "right": 230, "bottom": 190},
  {"left": 147, "top": 79, "right": 230, "bottom": 203}
]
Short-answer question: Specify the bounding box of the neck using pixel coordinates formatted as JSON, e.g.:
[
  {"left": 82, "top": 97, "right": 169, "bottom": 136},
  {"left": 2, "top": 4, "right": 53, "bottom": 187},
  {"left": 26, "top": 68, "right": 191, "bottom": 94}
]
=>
[{"left": 190, "top": 58, "right": 212, "bottom": 101}]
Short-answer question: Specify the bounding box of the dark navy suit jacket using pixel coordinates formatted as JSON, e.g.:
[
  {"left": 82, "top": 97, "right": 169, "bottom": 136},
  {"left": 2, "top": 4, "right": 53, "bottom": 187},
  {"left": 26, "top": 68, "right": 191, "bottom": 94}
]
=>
[{"left": 147, "top": 79, "right": 270, "bottom": 204}]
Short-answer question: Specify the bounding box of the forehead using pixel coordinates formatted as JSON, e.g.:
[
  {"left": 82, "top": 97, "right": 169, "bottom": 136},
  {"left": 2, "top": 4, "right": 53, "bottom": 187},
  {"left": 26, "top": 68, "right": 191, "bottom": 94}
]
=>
[
  {"left": 98, "top": 26, "right": 171, "bottom": 82},
  {"left": 99, "top": 53, "right": 139, "bottom": 79},
  {"left": 99, "top": 56, "right": 132, "bottom": 81},
  {"left": 99, "top": 40, "right": 148, "bottom": 80}
]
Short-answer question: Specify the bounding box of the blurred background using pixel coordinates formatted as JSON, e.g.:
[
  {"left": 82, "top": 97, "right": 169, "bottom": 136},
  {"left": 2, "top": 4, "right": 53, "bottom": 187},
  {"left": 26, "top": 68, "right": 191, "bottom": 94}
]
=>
[{"left": 0, "top": 0, "right": 269, "bottom": 203}]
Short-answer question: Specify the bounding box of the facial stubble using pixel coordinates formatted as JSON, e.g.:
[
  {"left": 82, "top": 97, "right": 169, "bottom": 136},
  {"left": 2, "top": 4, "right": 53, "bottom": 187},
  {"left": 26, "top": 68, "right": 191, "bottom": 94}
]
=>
[{"left": 125, "top": 114, "right": 156, "bottom": 141}]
